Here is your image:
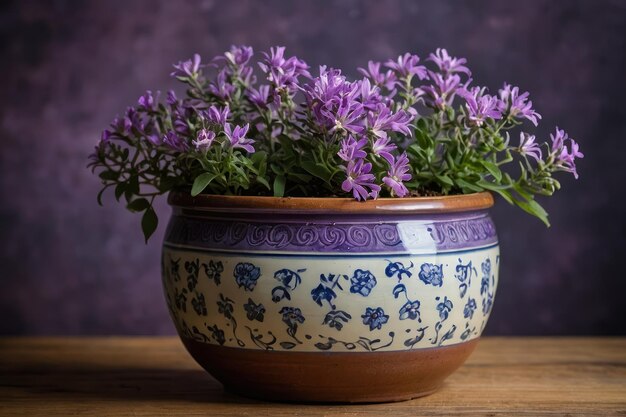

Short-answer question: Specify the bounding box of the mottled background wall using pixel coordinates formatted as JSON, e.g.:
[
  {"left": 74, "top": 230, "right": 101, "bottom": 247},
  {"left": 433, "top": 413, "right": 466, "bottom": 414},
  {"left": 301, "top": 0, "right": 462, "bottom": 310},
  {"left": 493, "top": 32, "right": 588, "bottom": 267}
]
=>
[{"left": 1, "top": 0, "right": 625, "bottom": 335}]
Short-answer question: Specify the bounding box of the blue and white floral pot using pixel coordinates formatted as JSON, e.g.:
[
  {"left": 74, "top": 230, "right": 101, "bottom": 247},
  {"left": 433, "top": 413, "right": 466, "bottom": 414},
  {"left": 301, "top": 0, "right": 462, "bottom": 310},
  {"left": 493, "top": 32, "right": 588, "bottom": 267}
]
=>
[{"left": 162, "top": 192, "right": 499, "bottom": 403}]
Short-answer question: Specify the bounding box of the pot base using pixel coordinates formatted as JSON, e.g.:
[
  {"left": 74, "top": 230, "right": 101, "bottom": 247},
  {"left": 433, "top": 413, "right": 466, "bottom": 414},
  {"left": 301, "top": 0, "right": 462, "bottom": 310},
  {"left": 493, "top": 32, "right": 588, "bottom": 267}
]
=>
[{"left": 182, "top": 337, "right": 478, "bottom": 403}]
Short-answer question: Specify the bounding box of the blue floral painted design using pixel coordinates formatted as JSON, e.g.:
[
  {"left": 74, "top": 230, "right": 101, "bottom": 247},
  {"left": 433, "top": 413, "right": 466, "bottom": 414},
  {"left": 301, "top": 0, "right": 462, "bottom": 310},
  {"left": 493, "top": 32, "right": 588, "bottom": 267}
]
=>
[
  {"left": 323, "top": 310, "right": 352, "bottom": 331},
  {"left": 280, "top": 306, "right": 306, "bottom": 343},
  {"left": 361, "top": 307, "right": 389, "bottom": 331},
  {"left": 418, "top": 263, "right": 444, "bottom": 287},
  {"left": 464, "top": 298, "right": 477, "bottom": 319},
  {"left": 243, "top": 298, "right": 265, "bottom": 322},
  {"left": 207, "top": 324, "right": 225, "bottom": 345},
  {"left": 202, "top": 260, "right": 224, "bottom": 286},
  {"left": 185, "top": 259, "right": 200, "bottom": 291},
  {"left": 350, "top": 269, "right": 377, "bottom": 297},
  {"left": 217, "top": 293, "right": 244, "bottom": 347},
  {"left": 191, "top": 291, "right": 207, "bottom": 316},
  {"left": 311, "top": 284, "right": 337, "bottom": 307},
  {"left": 436, "top": 296, "right": 453, "bottom": 321},
  {"left": 280, "top": 306, "right": 305, "bottom": 328},
  {"left": 174, "top": 287, "right": 188, "bottom": 312},
  {"left": 404, "top": 327, "right": 428, "bottom": 349},
  {"left": 233, "top": 262, "right": 261, "bottom": 291},
  {"left": 391, "top": 283, "right": 422, "bottom": 322},
  {"left": 217, "top": 293, "right": 234, "bottom": 319},
  {"left": 274, "top": 268, "right": 303, "bottom": 289},
  {"left": 314, "top": 332, "right": 395, "bottom": 351},
  {"left": 271, "top": 268, "right": 305, "bottom": 302},
  {"left": 480, "top": 258, "right": 495, "bottom": 316},
  {"left": 399, "top": 300, "right": 422, "bottom": 321},
  {"left": 480, "top": 259, "right": 491, "bottom": 295},
  {"left": 483, "top": 294, "right": 494, "bottom": 316},
  {"left": 169, "top": 257, "right": 181, "bottom": 282},
  {"left": 455, "top": 259, "right": 476, "bottom": 298},
  {"left": 311, "top": 273, "right": 347, "bottom": 308},
  {"left": 385, "top": 260, "right": 414, "bottom": 282}
]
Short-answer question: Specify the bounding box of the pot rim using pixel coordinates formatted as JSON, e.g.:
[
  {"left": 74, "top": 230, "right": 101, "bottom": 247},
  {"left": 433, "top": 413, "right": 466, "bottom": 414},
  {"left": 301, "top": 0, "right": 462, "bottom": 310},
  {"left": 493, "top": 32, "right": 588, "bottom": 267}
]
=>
[{"left": 167, "top": 191, "right": 494, "bottom": 214}]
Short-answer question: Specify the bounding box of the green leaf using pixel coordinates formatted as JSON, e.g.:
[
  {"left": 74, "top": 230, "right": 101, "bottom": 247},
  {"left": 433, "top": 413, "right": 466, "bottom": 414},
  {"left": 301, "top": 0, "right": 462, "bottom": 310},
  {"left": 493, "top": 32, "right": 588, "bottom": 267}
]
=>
[
  {"left": 455, "top": 178, "right": 483, "bottom": 192},
  {"left": 114, "top": 183, "right": 126, "bottom": 201},
  {"left": 515, "top": 198, "right": 550, "bottom": 227},
  {"left": 127, "top": 197, "right": 150, "bottom": 212},
  {"left": 273, "top": 175, "right": 286, "bottom": 197},
  {"left": 482, "top": 161, "right": 502, "bottom": 182},
  {"left": 96, "top": 186, "right": 109, "bottom": 206},
  {"left": 141, "top": 206, "right": 159, "bottom": 243},
  {"left": 250, "top": 151, "right": 267, "bottom": 167},
  {"left": 98, "top": 171, "right": 119, "bottom": 181},
  {"left": 301, "top": 160, "right": 332, "bottom": 184},
  {"left": 191, "top": 173, "right": 219, "bottom": 196},
  {"left": 288, "top": 172, "right": 313, "bottom": 182},
  {"left": 125, "top": 175, "right": 140, "bottom": 202},
  {"left": 256, "top": 176, "right": 271, "bottom": 190},
  {"left": 436, "top": 174, "right": 454, "bottom": 187}
]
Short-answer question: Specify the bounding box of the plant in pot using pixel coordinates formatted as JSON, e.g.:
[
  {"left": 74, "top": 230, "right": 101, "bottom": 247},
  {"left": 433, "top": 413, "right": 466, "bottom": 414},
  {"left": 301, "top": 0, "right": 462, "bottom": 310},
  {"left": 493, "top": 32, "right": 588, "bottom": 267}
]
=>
[{"left": 88, "top": 45, "right": 583, "bottom": 403}]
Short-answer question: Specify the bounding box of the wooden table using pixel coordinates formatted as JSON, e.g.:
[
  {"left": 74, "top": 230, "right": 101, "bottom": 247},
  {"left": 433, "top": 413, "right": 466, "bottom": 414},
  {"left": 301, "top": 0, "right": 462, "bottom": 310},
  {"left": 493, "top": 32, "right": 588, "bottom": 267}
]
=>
[{"left": 1, "top": 337, "right": 624, "bottom": 416}]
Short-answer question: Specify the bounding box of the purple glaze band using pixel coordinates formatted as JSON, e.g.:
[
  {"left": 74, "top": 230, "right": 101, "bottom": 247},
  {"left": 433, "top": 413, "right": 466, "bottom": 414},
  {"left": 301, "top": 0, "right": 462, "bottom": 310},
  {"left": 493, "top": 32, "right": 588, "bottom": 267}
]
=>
[{"left": 164, "top": 210, "right": 498, "bottom": 253}]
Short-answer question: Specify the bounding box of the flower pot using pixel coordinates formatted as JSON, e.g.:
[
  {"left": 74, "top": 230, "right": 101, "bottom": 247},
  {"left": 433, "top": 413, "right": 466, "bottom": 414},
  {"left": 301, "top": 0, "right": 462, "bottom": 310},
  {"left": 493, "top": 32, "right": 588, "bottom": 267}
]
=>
[{"left": 162, "top": 191, "right": 499, "bottom": 403}]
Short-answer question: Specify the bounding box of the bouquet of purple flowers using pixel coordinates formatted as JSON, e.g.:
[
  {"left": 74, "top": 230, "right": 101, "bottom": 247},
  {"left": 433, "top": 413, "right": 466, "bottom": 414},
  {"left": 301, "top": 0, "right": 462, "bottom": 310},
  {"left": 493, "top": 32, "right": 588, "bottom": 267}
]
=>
[{"left": 89, "top": 45, "right": 583, "bottom": 241}]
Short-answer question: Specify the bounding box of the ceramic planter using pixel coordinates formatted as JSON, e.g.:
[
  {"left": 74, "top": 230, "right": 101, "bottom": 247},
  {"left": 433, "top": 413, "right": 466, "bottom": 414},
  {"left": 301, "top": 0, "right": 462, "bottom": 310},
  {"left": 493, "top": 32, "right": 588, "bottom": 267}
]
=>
[{"left": 162, "top": 192, "right": 499, "bottom": 403}]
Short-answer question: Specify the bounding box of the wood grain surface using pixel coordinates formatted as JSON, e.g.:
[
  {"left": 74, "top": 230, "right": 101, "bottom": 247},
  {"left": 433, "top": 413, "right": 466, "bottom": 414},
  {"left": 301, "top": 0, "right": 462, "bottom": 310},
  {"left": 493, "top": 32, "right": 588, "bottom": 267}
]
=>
[{"left": 1, "top": 337, "right": 624, "bottom": 416}]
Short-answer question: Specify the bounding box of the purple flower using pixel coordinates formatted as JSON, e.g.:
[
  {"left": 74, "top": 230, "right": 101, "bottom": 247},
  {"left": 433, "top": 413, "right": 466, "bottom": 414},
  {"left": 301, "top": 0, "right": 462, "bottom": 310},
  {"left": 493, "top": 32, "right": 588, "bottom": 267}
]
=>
[
  {"left": 247, "top": 85, "right": 271, "bottom": 108},
  {"left": 166, "top": 90, "right": 179, "bottom": 107},
  {"left": 518, "top": 132, "right": 542, "bottom": 162},
  {"left": 422, "top": 73, "right": 462, "bottom": 109},
  {"left": 341, "top": 159, "right": 381, "bottom": 201},
  {"left": 383, "top": 153, "right": 412, "bottom": 197},
  {"left": 259, "top": 46, "right": 310, "bottom": 92},
  {"left": 371, "top": 135, "right": 396, "bottom": 164},
  {"left": 100, "top": 129, "right": 111, "bottom": 142},
  {"left": 367, "top": 104, "right": 414, "bottom": 138},
  {"left": 550, "top": 127, "right": 584, "bottom": 179},
  {"left": 428, "top": 48, "right": 471, "bottom": 76},
  {"left": 459, "top": 87, "right": 502, "bottom": 126},
  {"left": 338, "top": 135, "right": 367, "bottom": 162},
  {"left": 324, "top": 96, "right": 365, "bottom": 135},
  {"left": 304, "top": 67, "right": 362, "bottom": 131},
  {"left": 499, "top": 83, "right": 542, "bottom": 126},
  {"left": 137, "top": 90, "right": 158, "bottom": 112},
  {"left": 163, "top": 131, "right": 189, "bottom": 152},
  {"left": 385, "top": 53, "right": 428, "bottom": 80},
  {"left": 193, "top": 129, "right": 216, "bottom": 151},
  {"left": 110, "top": 115, "right": 132, "bottom": 136},
  {"left": 358, "top": 61, "right": 397, "bottom": 90},
  {"left": 359, "top": 78, "right": 383, "bottom": 110},
  {"left": 224, "top": 123, "right": 255, "bottom": 153},
  {"left": 171, "top": 53, "right": 202, "bottom": 78},
  {"left": 206, "top": 105, "right": 230, "bottom": 126},
  {"left": 223, "top": 45, "right": 253, "bottom": 67},
  {"left": 208, "top": 68, "right": 235, "bottom": 99}
]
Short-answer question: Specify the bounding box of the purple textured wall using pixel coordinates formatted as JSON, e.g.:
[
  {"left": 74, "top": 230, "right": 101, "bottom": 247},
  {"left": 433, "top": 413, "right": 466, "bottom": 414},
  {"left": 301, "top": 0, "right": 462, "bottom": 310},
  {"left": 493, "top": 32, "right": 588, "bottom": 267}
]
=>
[{"left": 1, "top": 0, "right": 625, "bottom": 335}]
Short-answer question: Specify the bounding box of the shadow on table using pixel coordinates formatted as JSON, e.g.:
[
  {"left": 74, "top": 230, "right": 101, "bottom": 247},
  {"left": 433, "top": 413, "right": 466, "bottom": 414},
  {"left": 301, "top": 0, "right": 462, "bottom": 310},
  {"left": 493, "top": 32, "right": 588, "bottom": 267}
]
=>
[{"left": 3, "top": 365, "right": 260, "bottom": 404}]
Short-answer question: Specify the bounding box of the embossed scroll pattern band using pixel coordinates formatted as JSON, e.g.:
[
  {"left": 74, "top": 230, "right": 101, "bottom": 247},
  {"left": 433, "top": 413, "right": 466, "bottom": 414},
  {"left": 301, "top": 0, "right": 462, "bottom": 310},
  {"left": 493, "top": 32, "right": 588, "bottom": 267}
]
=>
[{"left": 165, "top": 215, "right": 497, "bottom": 252}]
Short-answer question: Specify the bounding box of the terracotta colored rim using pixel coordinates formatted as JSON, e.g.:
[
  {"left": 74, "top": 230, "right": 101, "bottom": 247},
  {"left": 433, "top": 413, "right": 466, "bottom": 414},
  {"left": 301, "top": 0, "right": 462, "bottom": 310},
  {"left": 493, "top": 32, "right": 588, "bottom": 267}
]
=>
[{"left": 168, "top": 191, "right": 493, "bottom": 214}]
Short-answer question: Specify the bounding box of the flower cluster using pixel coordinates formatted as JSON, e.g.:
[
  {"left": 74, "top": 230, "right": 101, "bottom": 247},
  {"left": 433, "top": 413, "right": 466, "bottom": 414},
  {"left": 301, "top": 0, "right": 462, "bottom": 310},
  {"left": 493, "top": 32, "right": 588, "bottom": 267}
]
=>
[{"left": 89, "top": 45, "right": 583, "bottom": 241}]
